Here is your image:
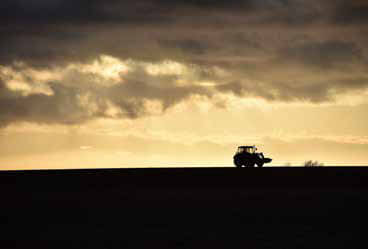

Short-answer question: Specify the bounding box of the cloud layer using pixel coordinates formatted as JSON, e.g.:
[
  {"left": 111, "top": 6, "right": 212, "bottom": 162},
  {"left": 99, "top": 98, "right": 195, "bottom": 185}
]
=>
[
  {"left": 0, "top": 57, "right": 217, "bottom": 126},
  {"left": 1, "top": 0, "right": 368, "bottom": 127}
]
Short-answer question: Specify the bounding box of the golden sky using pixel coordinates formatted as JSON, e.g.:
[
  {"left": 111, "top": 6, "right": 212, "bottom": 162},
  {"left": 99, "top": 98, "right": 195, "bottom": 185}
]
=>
[{"left": 1, "top": 0, "right": 368, "bottom": 169}]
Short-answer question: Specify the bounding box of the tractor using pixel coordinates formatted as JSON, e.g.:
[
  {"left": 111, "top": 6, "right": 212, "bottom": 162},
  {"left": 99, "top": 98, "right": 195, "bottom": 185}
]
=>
[{"left": 233, "top": 145, "right": 272, "bottom": 168}]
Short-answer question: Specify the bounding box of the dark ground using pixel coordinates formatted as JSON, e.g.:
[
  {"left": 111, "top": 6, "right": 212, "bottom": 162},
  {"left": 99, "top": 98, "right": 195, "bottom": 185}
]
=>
[{"left": 1, "top": 167, "right": 368, "bottom": 249}]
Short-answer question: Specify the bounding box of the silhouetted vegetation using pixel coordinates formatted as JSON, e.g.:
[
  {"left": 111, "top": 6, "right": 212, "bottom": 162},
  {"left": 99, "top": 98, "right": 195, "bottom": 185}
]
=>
[{"left": 304, "top": 160, "right": 324, "bottom": 167}]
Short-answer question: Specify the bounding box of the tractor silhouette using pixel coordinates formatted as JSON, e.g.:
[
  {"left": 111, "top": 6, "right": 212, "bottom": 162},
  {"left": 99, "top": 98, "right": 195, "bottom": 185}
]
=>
[{"left": 233, "top": 145, "right": 272, "bottom": 168}]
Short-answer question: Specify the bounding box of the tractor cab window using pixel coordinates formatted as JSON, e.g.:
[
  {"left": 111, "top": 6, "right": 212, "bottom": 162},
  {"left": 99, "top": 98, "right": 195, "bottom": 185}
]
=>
[
  {"left": 238, "top": 147, "right": 255, "bottom": 154},
  {"left": 247, "top": 147, "right": 255, "bottom": 153}
]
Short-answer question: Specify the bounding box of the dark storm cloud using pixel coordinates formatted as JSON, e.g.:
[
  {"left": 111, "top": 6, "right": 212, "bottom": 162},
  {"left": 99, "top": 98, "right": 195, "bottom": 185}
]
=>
[
  {"left": 210, "top": 38, "right": 368, "bottom": 103},
  {"left": 0, "top": 0, "right": 297, "bottom": 23},
  {"left": 159, "top": 39, "right": 208, "bottom": 55},
  {"left": 334, "top": 1, "right": 368, "bottom": 24},
  {"left": 1, "top": 0, "right": 287, "bottom": 26},
  {"left": 280, "top": 40, "right": 364, "bottom": 69},
  {"left": 0, "top": 0, "right": 171, "bottom": 23},
  {"left": 0, "top": 0, "right": 361, "bottom": 66},
  {"left": 155, "top": 0, "right": 296, "bottom": 10}
]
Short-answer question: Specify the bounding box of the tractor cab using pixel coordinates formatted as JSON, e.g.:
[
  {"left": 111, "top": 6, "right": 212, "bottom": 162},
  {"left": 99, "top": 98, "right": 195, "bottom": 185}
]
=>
[{"left": 237, "top": 146, "right": 256, "bottom": 154}]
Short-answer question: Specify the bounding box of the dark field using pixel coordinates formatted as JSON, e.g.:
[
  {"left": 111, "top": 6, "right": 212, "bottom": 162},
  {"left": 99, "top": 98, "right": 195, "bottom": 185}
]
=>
[{"left": 1, "top": 167, "right": 368, "bottom": 249}]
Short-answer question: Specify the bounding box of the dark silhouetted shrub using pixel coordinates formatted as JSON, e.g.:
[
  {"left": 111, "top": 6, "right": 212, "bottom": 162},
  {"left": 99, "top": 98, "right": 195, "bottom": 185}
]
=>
[{"left": 304, "top": 160, "right": 324, "bottom": 167}]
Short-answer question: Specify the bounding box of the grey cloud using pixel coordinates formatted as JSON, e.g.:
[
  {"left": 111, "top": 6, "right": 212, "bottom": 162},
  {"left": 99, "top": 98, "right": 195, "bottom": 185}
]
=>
[
  {"left": 104, "top": 67, "right": 213, "bottom": 115},
  {"left": 280, "top": 40, "right": 364, "bottom": 69},
  {"left": 216, "top": 81, "right": 278, "bottom": 101},
  {"left": 0, "top": 0, "right": 170, "bottom": 24},
  {"left": 0, "top": 81, "right": 92, "bottom": 127},
  {"left": 159, "top": 39, "right": 208, "bottom": 55},
  {"left": 109, "top": 80, "right": 211, "bottom": 111},
  {"left": 216, "top": 76, "right": 368, "bottom": 103},
  {"left": 334, "top": 1, "right": 368, "bottom": 24},
  {"left": 0, "top": 67, "right": 213, "bottom": 126},
  {"left": 0, "top": 0, "right": 365, "bottom": 67},
  {"left": 0, "top": 0, "right": 297, "bottom": 23}
]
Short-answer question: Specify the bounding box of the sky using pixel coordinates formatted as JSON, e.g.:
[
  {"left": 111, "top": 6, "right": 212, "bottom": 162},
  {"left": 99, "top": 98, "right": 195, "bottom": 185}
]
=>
[{"left": 1, "top": 0, "right": 368, "bottom": 169}]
